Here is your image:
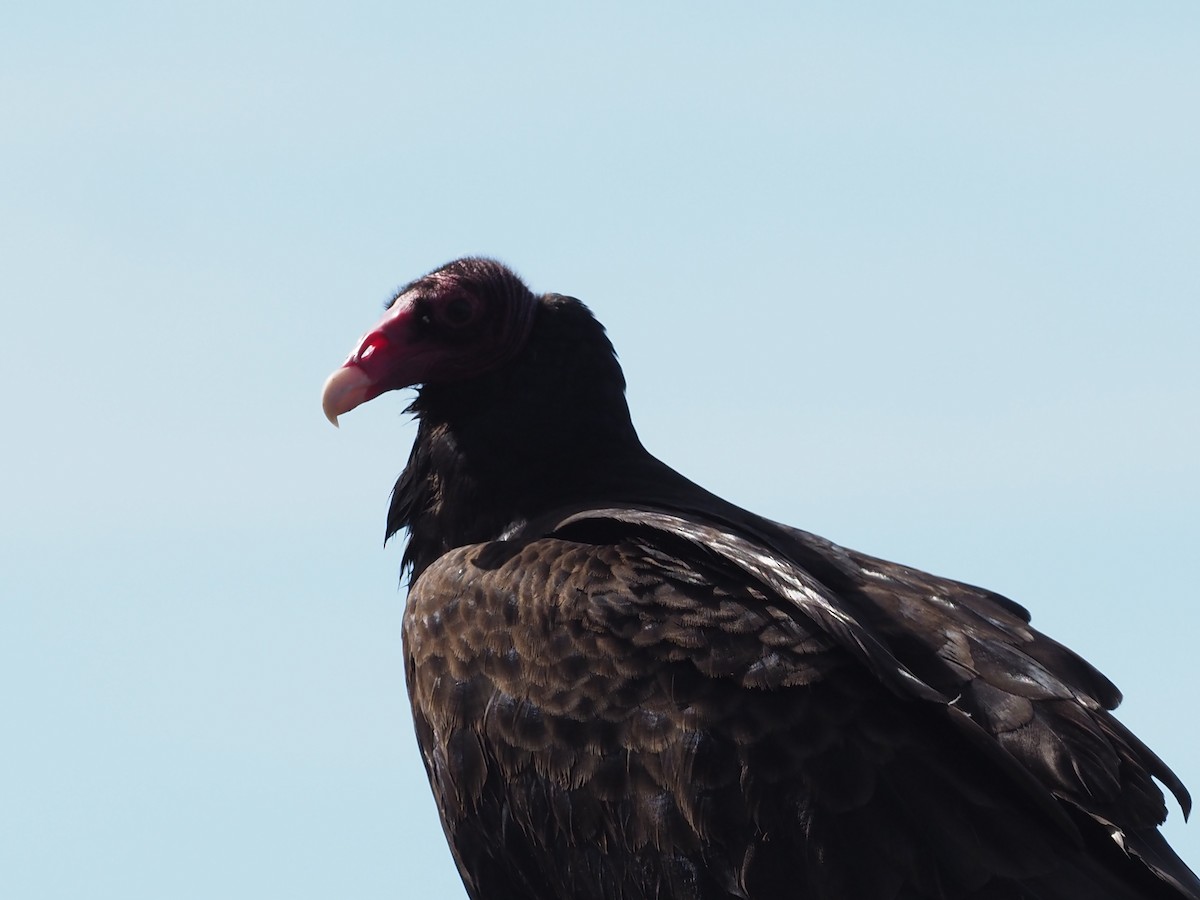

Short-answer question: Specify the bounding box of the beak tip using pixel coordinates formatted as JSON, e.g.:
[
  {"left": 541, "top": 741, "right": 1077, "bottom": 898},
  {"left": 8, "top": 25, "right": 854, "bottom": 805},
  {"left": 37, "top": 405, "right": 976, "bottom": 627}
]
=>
[{"left": 322, "top": 364, "right": 373, "bottom": 426}]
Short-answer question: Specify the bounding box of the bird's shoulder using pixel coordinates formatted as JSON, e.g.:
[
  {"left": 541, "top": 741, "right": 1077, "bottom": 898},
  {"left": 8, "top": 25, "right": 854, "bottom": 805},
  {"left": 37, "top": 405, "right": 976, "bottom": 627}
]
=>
[
  {"left": 402, "top": 522, "right": 848, "bottom": 698},
  {"left": 400, "top": 513, "right": 1101, "bottom": 899},
  {"left": 400, "top": 506, "right": 1198, "bottom": 899}
]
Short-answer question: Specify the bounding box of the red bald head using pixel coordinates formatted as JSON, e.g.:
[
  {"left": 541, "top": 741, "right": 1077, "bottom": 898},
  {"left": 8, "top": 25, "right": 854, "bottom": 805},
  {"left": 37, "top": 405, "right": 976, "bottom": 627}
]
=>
[{"left": 322, "top": 258, "right": 538, "bottom": 425}]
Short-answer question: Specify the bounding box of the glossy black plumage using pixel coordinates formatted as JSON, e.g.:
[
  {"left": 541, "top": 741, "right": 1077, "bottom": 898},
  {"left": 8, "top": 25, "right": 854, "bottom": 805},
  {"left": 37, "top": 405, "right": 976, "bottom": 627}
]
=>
[{"left": 330, "top": 258, "right": 1198, "bottom": 900}]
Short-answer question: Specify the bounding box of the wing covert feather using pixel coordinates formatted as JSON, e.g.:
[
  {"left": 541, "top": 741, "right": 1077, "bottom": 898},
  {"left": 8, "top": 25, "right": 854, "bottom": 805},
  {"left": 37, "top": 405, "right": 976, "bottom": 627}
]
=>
[{"left": 402, "top": 517, "right": 1194, "bottom": 900}]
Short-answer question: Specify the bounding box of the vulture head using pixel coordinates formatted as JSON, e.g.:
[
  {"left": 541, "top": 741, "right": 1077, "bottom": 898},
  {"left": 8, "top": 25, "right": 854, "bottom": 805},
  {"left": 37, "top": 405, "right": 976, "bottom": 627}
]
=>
[
  {"left": 321, "top": 258, "right": 644, "bottom": 577},
  {"left": 321, "top": 258, "right": 540, "bottom": 426}
]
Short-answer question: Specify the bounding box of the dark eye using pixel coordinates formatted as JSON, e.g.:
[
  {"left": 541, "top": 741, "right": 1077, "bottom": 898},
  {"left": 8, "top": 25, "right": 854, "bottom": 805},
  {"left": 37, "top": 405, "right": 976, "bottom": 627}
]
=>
[{"left": 440, "top": 294, "right": 479, "bottom": 328}]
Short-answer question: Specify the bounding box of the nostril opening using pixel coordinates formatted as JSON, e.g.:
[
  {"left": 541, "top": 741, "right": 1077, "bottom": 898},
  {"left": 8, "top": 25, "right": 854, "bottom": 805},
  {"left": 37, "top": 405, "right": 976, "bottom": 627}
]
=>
[{"left": 356, "top": 332, "right": 390, "bottom": 363}]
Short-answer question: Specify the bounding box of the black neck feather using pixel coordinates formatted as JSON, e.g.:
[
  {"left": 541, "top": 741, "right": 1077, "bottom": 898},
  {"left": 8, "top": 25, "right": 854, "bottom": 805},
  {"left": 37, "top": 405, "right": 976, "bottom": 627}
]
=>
[{"left": 386, "top": 294, "right": 653, "bottom": 582}]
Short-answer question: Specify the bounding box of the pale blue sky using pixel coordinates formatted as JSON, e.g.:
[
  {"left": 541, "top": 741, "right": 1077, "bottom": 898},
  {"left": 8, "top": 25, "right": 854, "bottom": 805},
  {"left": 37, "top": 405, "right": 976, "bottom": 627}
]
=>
[{"left": 3, "top": 3, "right": 1198, "bottom": 898}]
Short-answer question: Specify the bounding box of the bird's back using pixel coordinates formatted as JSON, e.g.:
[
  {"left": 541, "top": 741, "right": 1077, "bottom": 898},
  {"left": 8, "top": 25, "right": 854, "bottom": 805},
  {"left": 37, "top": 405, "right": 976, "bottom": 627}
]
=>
[{"left": 402, "top": 508, "right": 1197, "bottom": 900}]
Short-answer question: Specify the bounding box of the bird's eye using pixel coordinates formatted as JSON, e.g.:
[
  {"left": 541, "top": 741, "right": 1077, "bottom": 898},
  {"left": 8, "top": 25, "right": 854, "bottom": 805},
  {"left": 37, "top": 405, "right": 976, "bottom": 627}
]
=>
[{"left": 440, "top": 295, "right": 479, "bottom": 328}]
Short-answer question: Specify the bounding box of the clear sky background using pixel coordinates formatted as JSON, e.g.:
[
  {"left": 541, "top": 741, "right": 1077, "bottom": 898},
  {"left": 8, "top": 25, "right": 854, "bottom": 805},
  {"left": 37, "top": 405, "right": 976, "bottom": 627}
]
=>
[{"left": 3, "top": 3, "right": 1198, "bottom": 898}]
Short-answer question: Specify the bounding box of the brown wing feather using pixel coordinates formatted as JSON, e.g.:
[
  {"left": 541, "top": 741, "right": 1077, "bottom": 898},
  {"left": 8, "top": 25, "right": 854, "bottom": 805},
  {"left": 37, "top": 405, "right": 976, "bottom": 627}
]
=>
[
  {"left": 772, "top": 524, "right": 1190, "bottom": 823},
  {"left": 403, "top": 523, "right": 1191, "bottom": 900}
]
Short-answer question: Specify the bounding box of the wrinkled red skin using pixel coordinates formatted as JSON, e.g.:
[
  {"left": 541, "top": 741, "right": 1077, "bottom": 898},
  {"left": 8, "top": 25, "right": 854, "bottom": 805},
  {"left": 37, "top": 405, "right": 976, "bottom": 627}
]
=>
[{"left": 321, "top": 294, "right": 436, "bottom": 425}]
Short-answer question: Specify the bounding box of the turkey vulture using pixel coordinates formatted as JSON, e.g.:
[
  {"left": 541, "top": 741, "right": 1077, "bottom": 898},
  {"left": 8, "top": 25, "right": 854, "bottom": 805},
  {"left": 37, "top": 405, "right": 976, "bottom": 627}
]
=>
[{"left": 322, "top": 257, "right": 1198, "bottom": 900}]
